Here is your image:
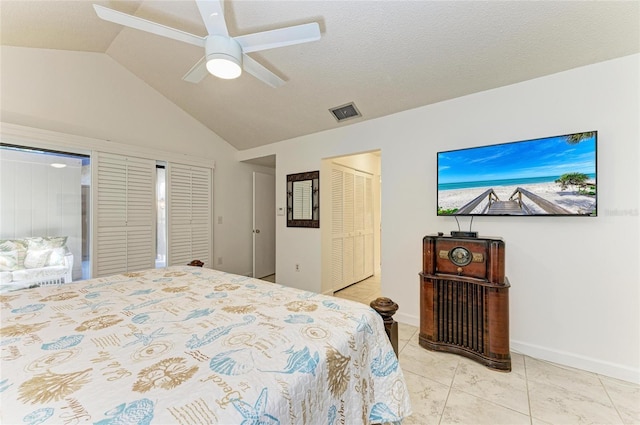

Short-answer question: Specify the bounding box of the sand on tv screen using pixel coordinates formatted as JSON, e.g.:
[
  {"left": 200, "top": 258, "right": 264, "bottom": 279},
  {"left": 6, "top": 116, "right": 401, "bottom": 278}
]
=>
[{"left": 437, "top": 131, "right": 597, "bottom": 216}]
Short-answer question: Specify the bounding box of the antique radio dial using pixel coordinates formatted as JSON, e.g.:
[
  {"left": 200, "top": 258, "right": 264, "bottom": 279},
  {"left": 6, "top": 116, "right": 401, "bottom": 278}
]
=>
[{"left": 449, "top": 246, "right": 472, "bottom": 267}]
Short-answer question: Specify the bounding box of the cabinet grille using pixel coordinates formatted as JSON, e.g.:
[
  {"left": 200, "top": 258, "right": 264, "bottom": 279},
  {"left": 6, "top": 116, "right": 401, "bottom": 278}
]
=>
[{"left": 436, "top": 279, "right": 486, "bottom": 354}]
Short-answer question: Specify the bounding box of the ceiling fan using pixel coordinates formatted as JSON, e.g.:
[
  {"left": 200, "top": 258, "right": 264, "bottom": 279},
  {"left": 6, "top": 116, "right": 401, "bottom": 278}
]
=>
[{"left": 93, "top": 0, "right": 321, "bottom": 87}]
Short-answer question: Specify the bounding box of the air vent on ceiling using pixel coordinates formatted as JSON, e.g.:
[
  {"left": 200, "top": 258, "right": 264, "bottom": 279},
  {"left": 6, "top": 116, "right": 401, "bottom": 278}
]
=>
[{"left": 329, "top": 102, "right": 362, "bottom": 122}]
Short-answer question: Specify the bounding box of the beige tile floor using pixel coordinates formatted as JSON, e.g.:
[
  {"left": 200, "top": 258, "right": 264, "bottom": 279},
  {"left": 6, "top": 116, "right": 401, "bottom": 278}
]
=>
[{"left": 330, "top": 275, "right": 640, "bottom": 425}]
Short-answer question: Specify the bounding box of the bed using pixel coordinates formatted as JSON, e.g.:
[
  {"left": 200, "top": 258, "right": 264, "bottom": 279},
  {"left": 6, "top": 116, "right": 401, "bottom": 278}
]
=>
[{"left": 0, "top": 266, "right": 411, "bottom": 424}]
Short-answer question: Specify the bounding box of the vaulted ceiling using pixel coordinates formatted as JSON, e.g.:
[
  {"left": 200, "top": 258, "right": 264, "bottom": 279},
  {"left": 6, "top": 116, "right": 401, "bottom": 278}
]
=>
[{"left": 1, "top": 1, "right": 638, "bottom": 151}]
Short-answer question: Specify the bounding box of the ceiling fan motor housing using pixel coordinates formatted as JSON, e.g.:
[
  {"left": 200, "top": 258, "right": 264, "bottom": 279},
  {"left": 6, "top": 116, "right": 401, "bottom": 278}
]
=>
[{"left": 205, "top": 35, "right": 243, "bottom": 79}]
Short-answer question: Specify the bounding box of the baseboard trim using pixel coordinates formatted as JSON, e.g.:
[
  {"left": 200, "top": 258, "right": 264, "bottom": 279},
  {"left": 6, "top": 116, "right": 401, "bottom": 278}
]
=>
[
  {"left": 511, "top": 339, "right": 639, "bottom": 384},
  {"left": 395, "top": 312, "right": 419, "bottom": 328},
  {"left": 387, "top": 319, "right": 639, "bottom": 384}
]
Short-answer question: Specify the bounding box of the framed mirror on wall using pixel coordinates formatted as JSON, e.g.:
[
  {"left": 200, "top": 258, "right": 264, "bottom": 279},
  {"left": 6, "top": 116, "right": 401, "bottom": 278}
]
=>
[{"left": 287, "top": 171, "right": 319, "bottom": 228}]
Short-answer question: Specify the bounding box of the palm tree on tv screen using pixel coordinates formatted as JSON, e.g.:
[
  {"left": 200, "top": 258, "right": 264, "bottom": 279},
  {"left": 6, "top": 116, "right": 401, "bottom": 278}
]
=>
[{"left": 565, "top": 131, "right": 596, "bottom": 145}]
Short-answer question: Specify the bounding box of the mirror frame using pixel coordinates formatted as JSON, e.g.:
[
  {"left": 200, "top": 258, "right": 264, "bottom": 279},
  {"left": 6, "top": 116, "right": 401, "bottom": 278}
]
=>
[{"left": 287, "top": 170, "right": 320, "bottom": 228}]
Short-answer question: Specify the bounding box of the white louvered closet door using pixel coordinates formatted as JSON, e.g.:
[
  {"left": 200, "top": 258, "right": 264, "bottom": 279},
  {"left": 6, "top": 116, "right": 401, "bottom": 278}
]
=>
[
  {"left": 331, "top": 168, "right": 344, "bottom": 291},
  {"left": 342, "top": 171, "right": 355, "bottom": 287},
  {"left": 363, "top": 176, "right": 375, "bottom": 278},
  {"left": 331, "top": 164, "right": 374, "bottom": 291},
  {"left": 353, "top": 173, "right": 365, "bottom": 281},
  {"left": 94, "top": 152, "right": 156, "bottom": 277},
  {"left": 167, "top": 163, "right": 212, "bottom": 268}
]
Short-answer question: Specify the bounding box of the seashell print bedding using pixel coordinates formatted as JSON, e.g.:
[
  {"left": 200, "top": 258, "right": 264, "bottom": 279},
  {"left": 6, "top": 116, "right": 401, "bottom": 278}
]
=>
[{"left": 0, "top": 266, "right": 411, "bottom": 424}]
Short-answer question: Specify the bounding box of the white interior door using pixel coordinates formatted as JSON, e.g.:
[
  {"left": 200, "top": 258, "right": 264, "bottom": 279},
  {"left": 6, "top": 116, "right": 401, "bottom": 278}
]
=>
[{"left": 253, "top": 172, "right": 275, "bottom": 278}]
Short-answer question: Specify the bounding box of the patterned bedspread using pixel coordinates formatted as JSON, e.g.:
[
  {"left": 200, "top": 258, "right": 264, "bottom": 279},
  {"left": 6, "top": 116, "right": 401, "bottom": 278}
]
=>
[{"left": 0, "top": 266, "right": 411, "bottom": 424}]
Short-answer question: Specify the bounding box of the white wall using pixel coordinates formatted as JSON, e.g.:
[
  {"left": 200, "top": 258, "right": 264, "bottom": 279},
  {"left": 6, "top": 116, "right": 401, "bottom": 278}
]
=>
[
  {"left": 0, "top": 46, "right": 270, "bottom": 276},
  {"left": 239, "top": 54, "right": 640, "bottom": 383}
]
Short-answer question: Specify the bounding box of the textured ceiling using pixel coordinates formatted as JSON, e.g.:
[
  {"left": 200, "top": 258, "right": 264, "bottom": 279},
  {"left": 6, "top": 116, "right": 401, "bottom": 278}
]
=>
[{"left": 1, "top": 1, "right": 639, "bottom": 151}]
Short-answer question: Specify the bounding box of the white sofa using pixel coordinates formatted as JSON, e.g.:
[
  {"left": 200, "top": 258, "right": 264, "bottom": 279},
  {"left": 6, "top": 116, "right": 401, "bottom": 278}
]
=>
[{"left": 0, "top": 236, "right": 73, "bottom": 293}]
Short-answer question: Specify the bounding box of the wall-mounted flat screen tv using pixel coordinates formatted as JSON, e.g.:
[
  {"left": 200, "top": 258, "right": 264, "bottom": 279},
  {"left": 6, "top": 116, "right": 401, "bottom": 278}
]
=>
[{"left": 437, "top": 131, "right": 597, "bottom": 216}]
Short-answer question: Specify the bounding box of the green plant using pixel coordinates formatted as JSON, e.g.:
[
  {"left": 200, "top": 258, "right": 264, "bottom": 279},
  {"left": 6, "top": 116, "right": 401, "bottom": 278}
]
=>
[
  {"left": 555, "top": 172, "right": 589, "bottom": 191},
  {"left": 438, "top": 207, "right": 459, "bottom": 215},
  {"left": 577, "top": 184, "right": 596, "bottom": 196},
  {"left": 564, "top": 131, "right": 596, "bottom": 145}
]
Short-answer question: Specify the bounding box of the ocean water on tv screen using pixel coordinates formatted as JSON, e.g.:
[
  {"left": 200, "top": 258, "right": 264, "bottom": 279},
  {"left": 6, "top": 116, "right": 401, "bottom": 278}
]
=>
[{"left": 438, "top": 173, "right": 596, "bottom": 191}]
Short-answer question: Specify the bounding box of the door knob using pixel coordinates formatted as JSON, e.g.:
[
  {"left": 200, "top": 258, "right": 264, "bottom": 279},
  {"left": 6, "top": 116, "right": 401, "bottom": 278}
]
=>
[{"left": 255, "top": 229, "right": 261, "bottom": 233}]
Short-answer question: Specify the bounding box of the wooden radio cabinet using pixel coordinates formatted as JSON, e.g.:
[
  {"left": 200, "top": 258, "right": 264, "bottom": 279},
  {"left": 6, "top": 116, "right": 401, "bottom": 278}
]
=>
[{"left": 419, "top": 234, "right": 511, "bottom": 371}]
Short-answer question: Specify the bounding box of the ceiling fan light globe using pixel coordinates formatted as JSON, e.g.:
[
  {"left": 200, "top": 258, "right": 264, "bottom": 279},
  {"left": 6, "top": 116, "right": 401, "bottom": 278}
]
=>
[
  {"left": 206, "top": 57, "right": 242, "bottom": 79},
  {"left": 205, "top": 35, "right": 243, "bottom": 80}
]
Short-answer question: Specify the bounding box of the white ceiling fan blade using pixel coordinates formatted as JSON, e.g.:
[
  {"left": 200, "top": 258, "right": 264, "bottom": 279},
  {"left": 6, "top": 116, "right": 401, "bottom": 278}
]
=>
[
  {"left": 195, "top": 0, "right": 228, "bottom": 36},
  {"left": 183, "top": 54, "right": 286, "bottom": 87},
  {"left": 93, "top": 4, "right": 205, "bottom": 48},
  {"left": 235, "top": 22, "right": 321, "bottom": 53},
  {"left": 242, "top": 54, "right": 285, "bottom": 88},
  {"left": 182, "top": 57, "right": 208, "bottom": 83}
]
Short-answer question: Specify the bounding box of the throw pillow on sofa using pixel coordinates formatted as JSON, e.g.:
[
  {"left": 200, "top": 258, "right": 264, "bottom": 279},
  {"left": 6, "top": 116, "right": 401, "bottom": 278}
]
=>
[
  {"left": 47, "top": 248, "right": 67, "bottom": 266},
  {"left": 23, "top": 237, "right": 69, "bottom": 269},
  {"left": 24, "top": 249, "right": 52, "bottom": 269},
  {"left": 0, "top": 250, "right": 19, "bottom": 271},
  {"left": 25, "top": 236, "right": 68, "bottom": 250},
  {"left": 0, "top": 239, "right": 28, "bottom": 269}
]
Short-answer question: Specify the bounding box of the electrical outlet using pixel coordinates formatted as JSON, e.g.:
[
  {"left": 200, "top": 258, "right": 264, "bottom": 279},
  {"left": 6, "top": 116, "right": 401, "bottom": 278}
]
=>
[
  {"left": 295, "top": 264, "right": 300, "bottom": 272},
  {"left": 217, "top": 257, "right": 223, "bottom": 265}
]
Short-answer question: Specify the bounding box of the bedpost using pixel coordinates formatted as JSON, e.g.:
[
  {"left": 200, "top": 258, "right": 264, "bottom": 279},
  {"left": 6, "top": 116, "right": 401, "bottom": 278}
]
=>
[{"left": 370, "top": 297, "right": 399, "bottom": 357}]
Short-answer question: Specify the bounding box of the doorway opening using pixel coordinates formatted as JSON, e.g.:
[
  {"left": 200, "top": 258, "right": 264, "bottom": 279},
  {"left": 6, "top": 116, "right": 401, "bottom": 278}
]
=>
[
  {"left": 321, "top": 150, "right": 381, "bottom": 295},
  {"left": 0, "top": 143, "right": 91, "bottom": 281}
]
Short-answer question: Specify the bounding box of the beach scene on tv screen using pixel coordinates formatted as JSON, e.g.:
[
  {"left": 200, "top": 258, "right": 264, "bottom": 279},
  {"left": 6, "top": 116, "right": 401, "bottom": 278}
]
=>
[{"left": 437, "top": 132, "right": 597, "bottom": 216}]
